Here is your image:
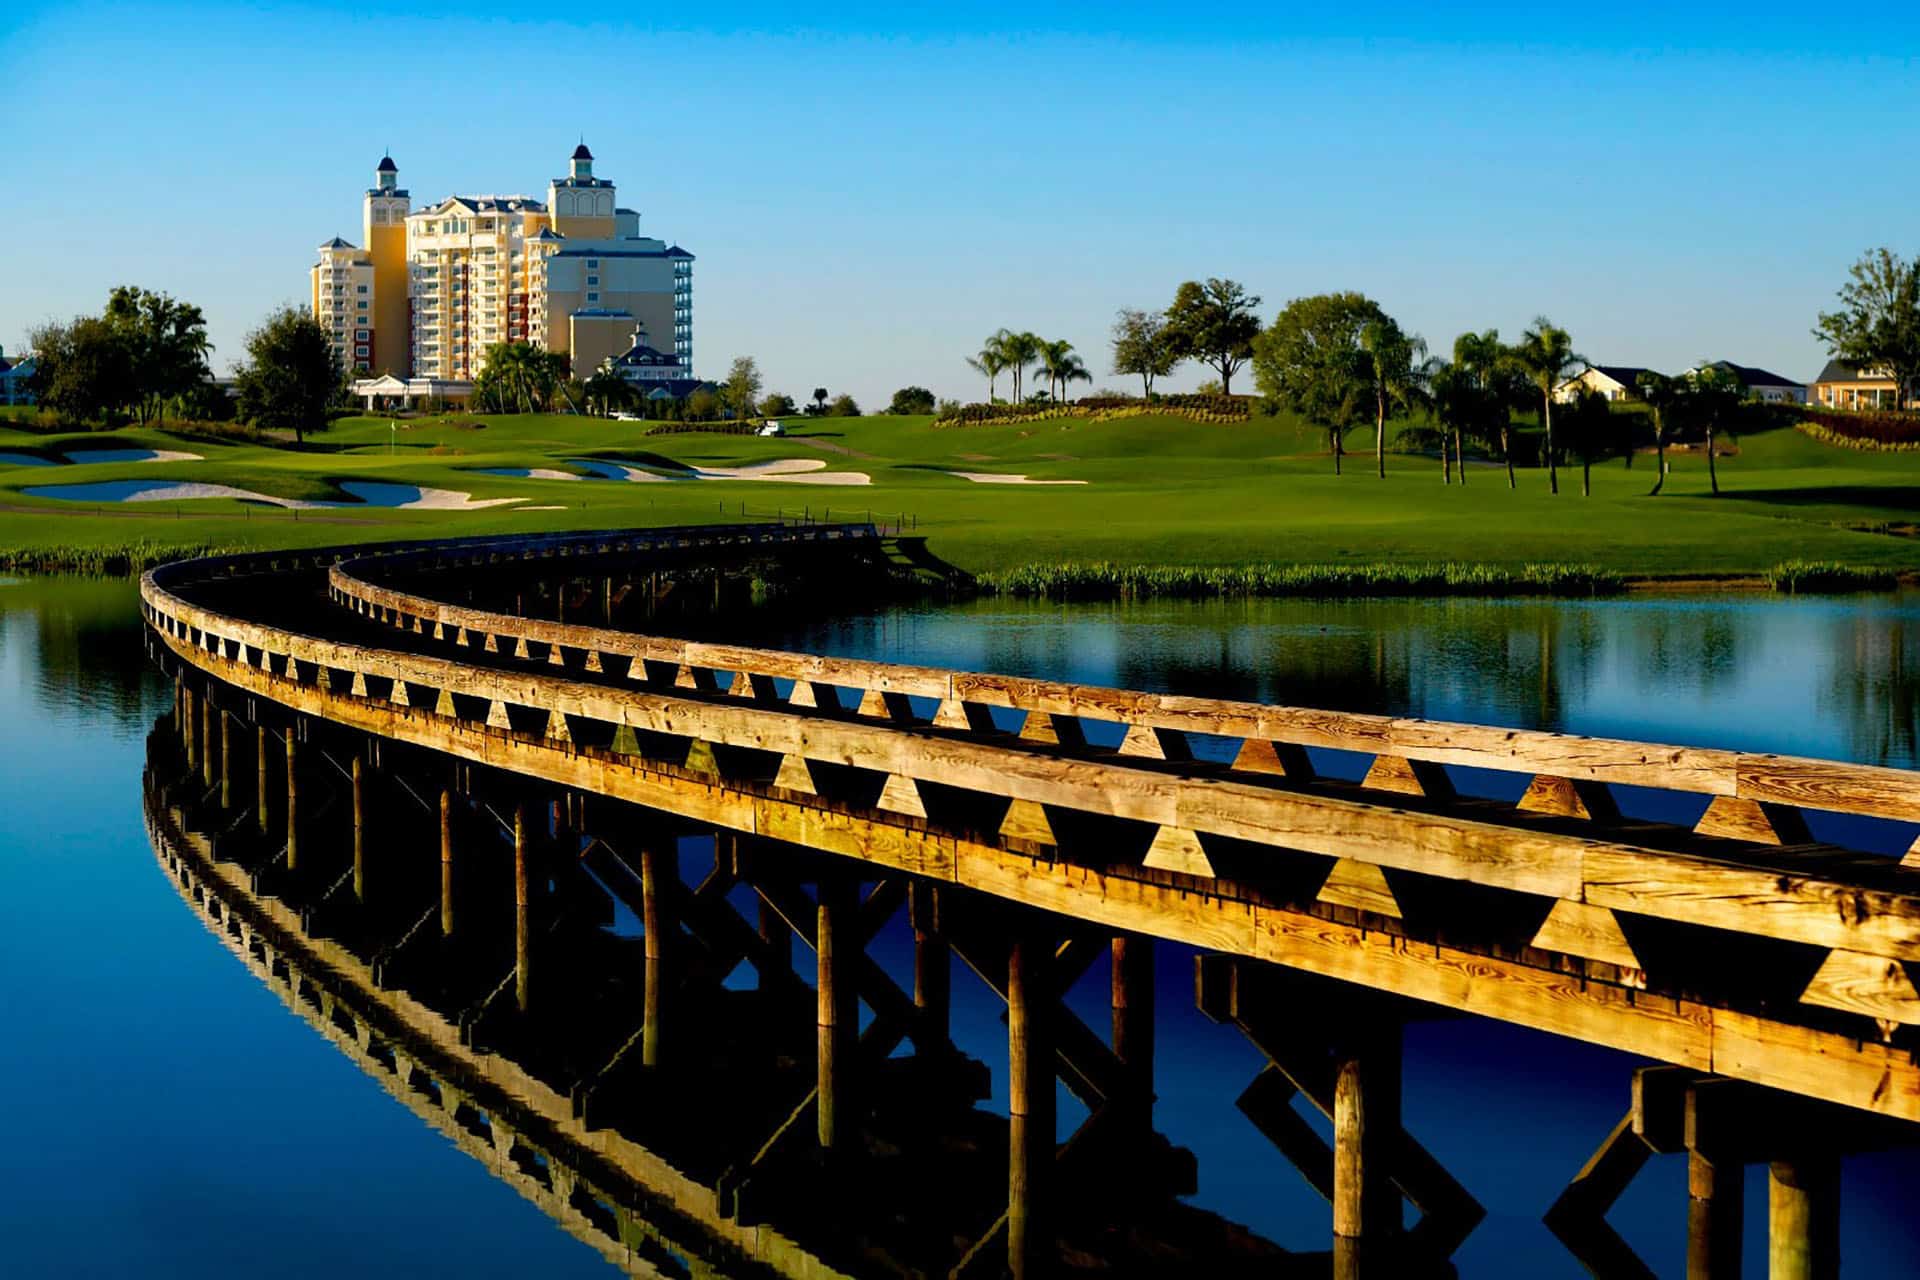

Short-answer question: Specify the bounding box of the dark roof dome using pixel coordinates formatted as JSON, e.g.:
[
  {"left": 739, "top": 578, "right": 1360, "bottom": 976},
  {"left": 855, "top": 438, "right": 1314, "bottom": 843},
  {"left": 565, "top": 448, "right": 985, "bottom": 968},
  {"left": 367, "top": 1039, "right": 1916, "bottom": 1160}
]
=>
[
  {"left": 376, "top": 155, "right": 397, "bottom": 172},
  {"left": 571, "top": 143, "right": 593, "bottom": 160}
]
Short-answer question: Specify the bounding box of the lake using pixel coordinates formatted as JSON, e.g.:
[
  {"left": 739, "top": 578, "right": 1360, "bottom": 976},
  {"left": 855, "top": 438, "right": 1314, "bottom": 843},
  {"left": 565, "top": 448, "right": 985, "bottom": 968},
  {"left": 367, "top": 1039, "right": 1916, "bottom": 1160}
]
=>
[{"left": 6, "top": 575, "right": 1919, "bottom": 1276}]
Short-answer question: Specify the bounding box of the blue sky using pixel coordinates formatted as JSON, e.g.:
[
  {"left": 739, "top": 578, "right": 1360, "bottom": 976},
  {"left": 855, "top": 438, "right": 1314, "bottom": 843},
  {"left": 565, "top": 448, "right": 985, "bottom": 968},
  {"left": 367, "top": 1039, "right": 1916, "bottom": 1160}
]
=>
[{"left": 3, "top": 2, "right": 1917, "bottom": 403}]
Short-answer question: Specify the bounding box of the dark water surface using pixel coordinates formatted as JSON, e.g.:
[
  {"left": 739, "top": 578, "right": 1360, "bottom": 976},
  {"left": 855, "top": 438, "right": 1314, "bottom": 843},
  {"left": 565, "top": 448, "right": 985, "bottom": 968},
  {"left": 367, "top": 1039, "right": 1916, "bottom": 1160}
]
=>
[{"left": 6, "top": 577, "right": 1920, "bottom": 1276}]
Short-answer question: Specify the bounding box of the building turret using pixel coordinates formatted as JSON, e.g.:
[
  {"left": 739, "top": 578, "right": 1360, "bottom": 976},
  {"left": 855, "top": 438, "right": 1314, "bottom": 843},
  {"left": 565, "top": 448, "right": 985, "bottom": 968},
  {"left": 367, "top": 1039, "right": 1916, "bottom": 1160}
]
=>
[
  {"left": 375, "top": 153, "right": 398, "bottom": 192},
  {"left": 570, "top": 143, "right": 593, "bottom": 181},
  {"left": 362, "top": 154, "right": 411, "bottom": 376}
]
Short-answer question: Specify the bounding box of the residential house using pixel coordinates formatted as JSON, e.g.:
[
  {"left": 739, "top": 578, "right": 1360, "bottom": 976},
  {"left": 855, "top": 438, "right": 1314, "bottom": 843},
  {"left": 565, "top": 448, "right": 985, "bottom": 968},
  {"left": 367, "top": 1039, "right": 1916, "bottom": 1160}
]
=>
[
  {"left": 1811, "top": 360, "right": 1916, "bottom": 411},
  {"left": 0, "top": 347, "right": 35, "bottom": 406},
  {"left": 1694, "top": 361, "right": 1806, "bottom": 405},
  {"left": 1553, "top": 365, "right": 1656, "bottom": 403}
]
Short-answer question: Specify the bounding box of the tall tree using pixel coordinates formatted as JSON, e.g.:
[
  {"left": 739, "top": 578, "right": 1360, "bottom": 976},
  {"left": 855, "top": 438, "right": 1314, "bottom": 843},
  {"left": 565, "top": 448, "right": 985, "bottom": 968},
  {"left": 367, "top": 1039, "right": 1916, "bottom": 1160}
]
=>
[
  {"left": 473, "top": 341, "right": 564, "bottom": 413},
  {"left": 1512, "top": 318, "right": 1584, "bottom": 494},
  {"left": 811, "top": 386, "right": 830, "bottom": 415},
  {"left": 104, "top": 286, "right": 212, "bottom": 425},
  {"left": 1165, "top": 278, "right": 1262, "bottom": 396},
  {"left": 1357, "top": 317, "right": 1429, "bottom": 479},
  {"left": 1685, "top": 363, "right": 1746, "bottom": 496},
  {"left": 584, "top": 360, "right": 631, "bottom": 417},
  {"left": 722, "top": 355, "right": 763, "bottom": 420},
  {"left": 1252, "top": 292, "right": 1381, "bottom": 475},
  {"left": 1637, "top": 371, "right": 1681, "bottom": 496},
  {"left": 888, "top": 386, "right": 936, "bottom": 415},
  {"left": 27, "top": 316, "right": 138, "bottom": 425},
  {"left": 1815, "top": 248, "right": 1920, "bottom": 412},
  {"left": 234, "top": 306, "right": 339, "bottom": 443},
  {"left": 1034, "top": 339, "right": 1090, "bottom": 403},
  {"left": 964, "top": 342, "right": 1006, "bottom": 403},
  {"left": 1110, "top": 307, "right": 1178, "bottom": 401},
  {"left": 995, "top": 330, "right": 1042, "bottom": 403},
  {"left": 1558, "top": 386, "right": 1620, "bottom": 497}
]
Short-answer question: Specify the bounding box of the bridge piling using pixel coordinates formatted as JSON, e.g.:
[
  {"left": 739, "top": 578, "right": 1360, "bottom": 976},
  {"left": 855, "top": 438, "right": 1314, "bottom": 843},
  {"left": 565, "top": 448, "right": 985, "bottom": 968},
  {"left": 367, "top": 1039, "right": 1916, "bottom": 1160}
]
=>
[
  {"left": 515, "top": 802, "right": 531, "bottom": 1015},
  {"left": 182, "top": 682, "right": 196, "bottom": 769},
  {"left": 255, "top": 722, "right": 270, "bottom": 835},
  {"left": 219, "top": 710, "right": 232, "bottom": 809},
  {"left": 912, "top": 882, "right": 950, "bottom": 1048},
  {"left": 284, "top": 733, "right": 299, "bottom": 873},
  {"left": 1333, "top": 1019, "right": 1405, "bottom": 1278},
  {"left": 816, "top": 874, "right": 856, "bottom": 1151},
  {"left": 439, "top": 789, "right": 455, "bottom": 938},
  {"left": 1112, "top": 933, "right": 1155, "bottom": 1138},
  {"left": 1008, "top": 924, "right": 1055, "bottom": 1280},
  {"left": 200, "top": 689, "right": 216, "bottom": 789},
  {"left": 351, "top": 756, "right": 366, "bottom": 903},
  {"left": 1769, "top": 1155, "right": 1839, "bottom": 1280},
  {"left": 641, "top": 834, "right": 675, "bottom": 1068}
]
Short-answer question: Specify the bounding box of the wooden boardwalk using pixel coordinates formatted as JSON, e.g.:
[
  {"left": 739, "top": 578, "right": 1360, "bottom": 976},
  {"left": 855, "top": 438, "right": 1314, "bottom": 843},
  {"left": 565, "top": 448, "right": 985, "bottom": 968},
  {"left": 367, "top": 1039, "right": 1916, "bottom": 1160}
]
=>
[{"left": 143, "top": 526, "right": 1920, "bottom": 1278}]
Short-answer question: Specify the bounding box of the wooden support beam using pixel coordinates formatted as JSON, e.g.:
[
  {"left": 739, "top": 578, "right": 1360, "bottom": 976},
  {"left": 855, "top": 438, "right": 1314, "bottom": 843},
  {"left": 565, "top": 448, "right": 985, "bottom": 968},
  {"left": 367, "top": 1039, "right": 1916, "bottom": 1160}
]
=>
[
  {"left": 913, "top": 882, "right": 950, "bottom": 1048},
  {"left": 1696, "top": 796, "right": 1814, "bottom": 846},
  {"left": 1543, "top": 1112, "right": 1657, "bottom": 1280},
  {"left": 1362, "top": 754, "right": 1454, "bottom": 799},
  {"left": 1685, "top": 1082, "right": 1745, "bottom": 1280},
  {"left": 1142, "top": 825, "right": 1213, "bottom": 877},
  {"left": 256, "top": 722, "right": 270, "bottom": 835},
  {"left": 201, "top": 691, "right": 216, "bottom": 789},
  {"left": 999, "top": 798, "right": 1056, "bottom": 846},
  {"left": 1518, "top": 774, "right": 1620, "bottom": 822},
  {"left": 1019, "top": 711, "right": 1084, "bottom": 748},
  {"left": 1318, "top": 858, "right": 1402, "bottom": 918},
  {"left": 1118, "top": 723, "right": 1190, "bottom": 761},
  {"left": 1231, "top": 738, "right": 1315, "bottom": 778},
  {"left": 219, "top": 711, "right": 232, "bottom": 809},
  {"left": 1531, "top": 900, "right": 1645, "bottom": 984},
  {"left": 1112, "top": 934, "right": 1155, "bottom": 1135},
  {"left": 285, "top": 733, "right": 299, "bottom": 873},
  {"left": 1798, "top": 948, "right": 1920, "bottom": 1034},
  {"left": 641, "top": 836, "right": 675, "bottom": 1068}
]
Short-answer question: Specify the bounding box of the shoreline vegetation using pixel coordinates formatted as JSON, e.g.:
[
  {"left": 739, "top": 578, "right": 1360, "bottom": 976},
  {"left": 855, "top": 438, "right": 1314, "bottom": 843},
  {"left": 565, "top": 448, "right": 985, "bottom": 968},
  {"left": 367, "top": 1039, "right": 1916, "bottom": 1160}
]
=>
[{"left": 0, "top": 534, "right": 1904, "bottom": 600}]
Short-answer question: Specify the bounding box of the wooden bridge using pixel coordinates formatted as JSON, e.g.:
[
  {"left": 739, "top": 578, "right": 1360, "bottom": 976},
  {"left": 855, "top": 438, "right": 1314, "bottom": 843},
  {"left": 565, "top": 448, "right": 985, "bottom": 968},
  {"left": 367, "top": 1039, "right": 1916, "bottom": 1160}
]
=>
[{"left": 143, "top": 525, "right": 1920, "bottom": 1279}]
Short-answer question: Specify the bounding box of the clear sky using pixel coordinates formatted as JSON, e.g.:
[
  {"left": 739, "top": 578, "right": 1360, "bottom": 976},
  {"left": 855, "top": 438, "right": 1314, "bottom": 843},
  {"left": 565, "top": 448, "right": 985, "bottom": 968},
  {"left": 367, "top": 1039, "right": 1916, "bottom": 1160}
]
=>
[{"left": 3, "top": 2, "right": 1917, "bottom": 403}]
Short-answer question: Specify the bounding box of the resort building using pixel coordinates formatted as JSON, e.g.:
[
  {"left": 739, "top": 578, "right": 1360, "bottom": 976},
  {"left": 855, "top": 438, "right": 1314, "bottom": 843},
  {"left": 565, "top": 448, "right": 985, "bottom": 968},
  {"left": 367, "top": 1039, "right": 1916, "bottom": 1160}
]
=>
[
  {"left": 1692, "top": 361, "right": 1806, "bottom": 405},
  {"left": 1812, "top": 360, "right": 1918, "bottom": 411},
  {"left": 311, "top": 146, "right": 694, "bottom": 390}
]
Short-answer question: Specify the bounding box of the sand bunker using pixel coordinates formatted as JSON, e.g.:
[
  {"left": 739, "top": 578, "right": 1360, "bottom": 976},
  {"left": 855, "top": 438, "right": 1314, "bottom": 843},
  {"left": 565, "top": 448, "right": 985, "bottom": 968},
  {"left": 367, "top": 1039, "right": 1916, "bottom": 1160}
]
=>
[
  {"left": 477, "top": 467, "right": 582, "bottom": 481},
  {"left": 517, "top": 505, "right": 567, "bottom": 511},
  {"left": 948, "top": 471, "right": 1087, "bottom": 486},
  {"left": 23, "top": 479, "right": 523, "bottom": 510},
  {"left": 568, "top": 457, "right": 870, "bottom": 486},
  {"left": 63, "top": 448, "right": 201, "bottom": 464}
]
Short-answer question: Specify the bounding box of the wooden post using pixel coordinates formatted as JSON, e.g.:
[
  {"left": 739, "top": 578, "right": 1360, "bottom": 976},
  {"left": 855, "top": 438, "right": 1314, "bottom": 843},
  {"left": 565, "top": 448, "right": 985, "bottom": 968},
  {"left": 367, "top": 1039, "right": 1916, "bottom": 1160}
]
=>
[
  {"left": 201, "top": 692, "right": 216, "bottom": 789},
  {"left": 284, "top": 733, "right": 299, "bottom": 872},
  {"left": 174, "top": 676, "right": 186, "bottom": 750},
  {"left": 912, "top": 882, "right": 949, "bottom": 1049},
  {"left": 641, "top": 840, "right": 664, "bottom": 1074},
  {"left": 817, "top": 875, "right": 855, "bottom": 1150},
  {"left": 439, "top": 789, "right": 455, "bottom": 938},
  {"left": 1112, "top": 933, "right": 1155, "bottom": 1135},
  {"left": 351, "top": 755, "right": 366, "bottom": 903},
  {"left": 218, "top": 711, "right": 232, "bottom": 809},
  {"left": 182, "top": 684, "right": 196, "bottom": 767},
  {"left": 1769, "top": 1156, "right": 1839, "bottom": 1280},
  {"left": 1689, "top": 1148, "right": 1743, "bottom": 1279},
  {"left": 255, "top": 723, "right": 270, "bottom": 834},
  {"left": 1333, "top": 1020, "right": 1403, "bottom": 1275},
  {"left": 758, "top": 897, "right": 790, "bottom": 992},
  {"left": 514, "top": 802, "right": 530, "bottom": 1014},
  {"left": 1008, "top": 926, "right": 1054, "bottom": 1280}
]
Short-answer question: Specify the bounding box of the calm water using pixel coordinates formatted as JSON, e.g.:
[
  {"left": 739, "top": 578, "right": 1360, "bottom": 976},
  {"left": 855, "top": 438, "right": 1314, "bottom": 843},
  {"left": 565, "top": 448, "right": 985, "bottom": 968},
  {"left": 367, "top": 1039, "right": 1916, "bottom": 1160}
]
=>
[{"left": 5, "top": 577, "right": 1920, "bottom": 1276}]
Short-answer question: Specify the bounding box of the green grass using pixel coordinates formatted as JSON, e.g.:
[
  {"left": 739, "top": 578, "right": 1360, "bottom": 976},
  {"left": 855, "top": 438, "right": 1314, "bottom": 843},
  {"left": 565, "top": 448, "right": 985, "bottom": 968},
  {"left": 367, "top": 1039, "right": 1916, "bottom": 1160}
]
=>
[
  {"left": 1764, "top": 560, "right": 1902, "bottom": 593},
  {"left": 5, "top": 409, "right": 1920, "bottom": 583},
  {"left": 981, "top": 561, "right": 1623, "bottom": 600}
]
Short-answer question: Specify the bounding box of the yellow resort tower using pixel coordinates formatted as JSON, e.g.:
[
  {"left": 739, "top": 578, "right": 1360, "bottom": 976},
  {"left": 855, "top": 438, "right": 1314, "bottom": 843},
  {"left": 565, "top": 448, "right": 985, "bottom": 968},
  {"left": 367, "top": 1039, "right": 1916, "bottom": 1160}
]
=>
[{"left": 311, "top": 146, "right": 694, "bottom": 393}]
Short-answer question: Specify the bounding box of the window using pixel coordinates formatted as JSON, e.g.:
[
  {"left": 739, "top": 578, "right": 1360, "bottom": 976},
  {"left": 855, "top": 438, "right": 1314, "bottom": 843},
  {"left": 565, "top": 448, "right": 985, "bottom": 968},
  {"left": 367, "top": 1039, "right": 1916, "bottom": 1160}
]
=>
[
  {"left": 357, "top": 300, "right": 368, "bottom": 309},
  {"left": 586, "top": 275, "right": 599, "bottom": 286},
  {"left": 586, "top": 292, "right": 599, "bottom": 303},
  {"left": 356, "top": 284, "right": 368, "bottom": 293},
  {"left": 586, "top": 259, "right": 599, "bottom": 268},
  {"left": 354, "top": 345, "right": 369, "bottom": 356}
]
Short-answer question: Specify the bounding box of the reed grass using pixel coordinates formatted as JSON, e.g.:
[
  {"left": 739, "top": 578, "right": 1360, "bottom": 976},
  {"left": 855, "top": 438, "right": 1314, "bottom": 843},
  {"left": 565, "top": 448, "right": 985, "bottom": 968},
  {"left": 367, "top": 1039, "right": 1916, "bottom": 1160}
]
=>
[
  {"left": 0, "top": 540, "right": 240, "bottom": 576},
  {"left": 1765, "top": 560, "right": 1901, "bottom": 593},
  {"left": 980, "top": 561, "right": 1625, "bottom": 601}
]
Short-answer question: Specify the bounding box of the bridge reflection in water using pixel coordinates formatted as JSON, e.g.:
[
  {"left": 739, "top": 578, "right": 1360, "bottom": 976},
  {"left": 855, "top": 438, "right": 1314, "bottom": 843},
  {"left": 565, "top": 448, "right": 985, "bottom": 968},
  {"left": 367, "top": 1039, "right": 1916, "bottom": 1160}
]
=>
[{"left": 142, "top": 526, "right": 1920, "bottom": 1279}]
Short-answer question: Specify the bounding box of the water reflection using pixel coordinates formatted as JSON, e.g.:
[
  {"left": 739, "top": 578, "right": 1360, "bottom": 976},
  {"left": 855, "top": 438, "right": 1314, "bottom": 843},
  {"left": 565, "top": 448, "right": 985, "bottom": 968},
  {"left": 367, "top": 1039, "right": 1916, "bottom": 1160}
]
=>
[{"left": 728, "top": 592, "right": 1920, "bottom": 769}]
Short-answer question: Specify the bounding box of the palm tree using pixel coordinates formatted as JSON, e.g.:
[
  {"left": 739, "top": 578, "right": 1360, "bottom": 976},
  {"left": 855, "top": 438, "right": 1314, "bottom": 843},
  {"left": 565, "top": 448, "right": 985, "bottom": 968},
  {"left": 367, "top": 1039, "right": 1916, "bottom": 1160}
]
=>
[
  {"left": 998, "top": 330, "right": 1042, "bottom": 403},
  {"left": 1034, "top": 339, "right": 1091, "bottom": 404},
  {"left": 1637, "top": 371, "right": 1680, "bottom": 496},
  {"left": 1513, "top": 318, "right": 1584, "bottom": 494},
  {"left": 965, "top": 346, "right": 1006, "bottom": 403},
  {"left": 1359, "top": 319, "right": 1429, "bottom": 479},
  {"left": 1687, "top": 363, "right": 1745, "bottom": 496}
]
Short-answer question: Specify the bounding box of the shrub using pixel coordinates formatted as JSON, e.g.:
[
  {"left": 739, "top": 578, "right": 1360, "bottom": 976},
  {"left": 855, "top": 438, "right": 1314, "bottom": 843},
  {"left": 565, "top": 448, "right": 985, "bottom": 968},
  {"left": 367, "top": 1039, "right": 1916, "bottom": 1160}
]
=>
[
  {"left": 888, "top": 386, "right": 936, "bottom": 416},
  {"left": 932, "top": 393, "right": 1252, "bottom": 428},
  {"left": 1795, "top": 407, "right": 1920, "bottom": 449},
  {"left": 829, "top": 393, "right": 862, "bottom": 417},
  {"left": 1766, "top": 560, "right": 1900, "bottom": 593},
  {"left": 980, "top": 561, "right": 1624, "bottom": 601}
]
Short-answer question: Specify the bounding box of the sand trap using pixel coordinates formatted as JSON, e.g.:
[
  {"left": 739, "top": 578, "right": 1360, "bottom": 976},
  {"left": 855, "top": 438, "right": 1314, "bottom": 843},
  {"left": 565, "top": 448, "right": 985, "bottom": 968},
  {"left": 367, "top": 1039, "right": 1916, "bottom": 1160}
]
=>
[
  {"left": 24, "top": 479, "right": 523, "bottom": 510},
  {"left": 949, "top": 471, "right": 1087, "bottom": 486},
  {"left": 477, "top": 467, "right": 582, "bottom": 481},
  {"left": 63, "top": 448, "right": 202, "bottom": 464},
  {"left": 0, "top": 451, "right": 55, "bottom": 467},
  {"left": 568, "top": 457, "right": 870, "bottom": 486},
  {"left": 517, "top": 505, "right": 567, "bottom": 511}
]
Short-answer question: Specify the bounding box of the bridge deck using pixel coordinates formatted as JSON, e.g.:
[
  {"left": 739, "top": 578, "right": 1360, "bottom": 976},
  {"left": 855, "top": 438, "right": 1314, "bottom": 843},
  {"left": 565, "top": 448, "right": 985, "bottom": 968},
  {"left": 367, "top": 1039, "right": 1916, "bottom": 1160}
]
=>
[{"left": 142, "top": 528, "right": 1920, "bottom": 1128}]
